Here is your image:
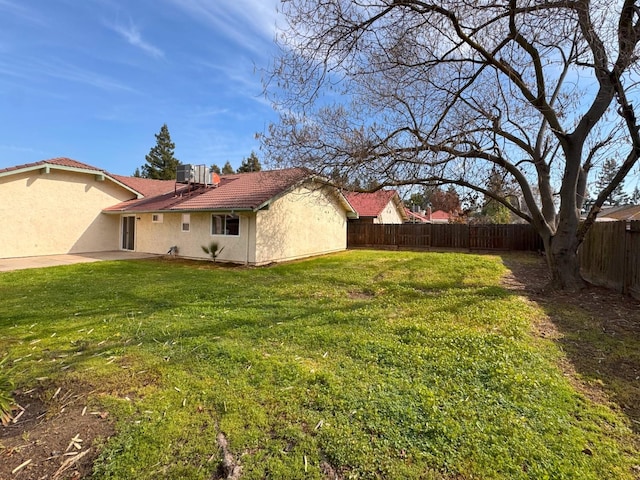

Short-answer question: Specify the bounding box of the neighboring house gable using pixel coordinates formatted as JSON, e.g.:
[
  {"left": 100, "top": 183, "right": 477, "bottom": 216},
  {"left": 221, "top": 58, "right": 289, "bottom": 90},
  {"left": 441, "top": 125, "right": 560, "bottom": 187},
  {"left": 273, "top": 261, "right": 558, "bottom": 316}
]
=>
[
  {"left": 344, "top": 190, "right": 408, "bottom": 224},
  {"left": 0, "top": 158, "right": 169, "bottom": 258}
]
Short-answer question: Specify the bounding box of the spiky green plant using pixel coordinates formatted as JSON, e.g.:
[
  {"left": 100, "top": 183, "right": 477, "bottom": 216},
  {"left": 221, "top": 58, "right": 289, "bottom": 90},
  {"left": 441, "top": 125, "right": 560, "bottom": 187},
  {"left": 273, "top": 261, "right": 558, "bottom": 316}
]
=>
[
  {"left": 0, "top": 356, "right": 15, "bottom": 426},
  {"left": 201, "top": 241, "right": 224, "bottom": 262}
]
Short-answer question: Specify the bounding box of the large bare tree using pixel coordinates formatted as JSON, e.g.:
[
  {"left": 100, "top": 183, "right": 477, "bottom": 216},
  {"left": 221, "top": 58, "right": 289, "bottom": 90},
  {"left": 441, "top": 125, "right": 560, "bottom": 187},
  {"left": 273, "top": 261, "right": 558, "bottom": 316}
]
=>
[{"left": 262, "top": 0, "right": 640, "bottom": 290}]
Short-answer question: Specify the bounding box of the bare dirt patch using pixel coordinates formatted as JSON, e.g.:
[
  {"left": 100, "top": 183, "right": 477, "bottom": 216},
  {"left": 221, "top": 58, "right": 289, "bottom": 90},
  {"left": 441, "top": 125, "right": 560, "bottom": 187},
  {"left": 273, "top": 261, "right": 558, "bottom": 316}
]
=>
[
  {"left": 501, "top": 254, "right": 640, "bottom": 437},
  {"left": 0, "top": 384, "right": 114, "bottom": 480}
]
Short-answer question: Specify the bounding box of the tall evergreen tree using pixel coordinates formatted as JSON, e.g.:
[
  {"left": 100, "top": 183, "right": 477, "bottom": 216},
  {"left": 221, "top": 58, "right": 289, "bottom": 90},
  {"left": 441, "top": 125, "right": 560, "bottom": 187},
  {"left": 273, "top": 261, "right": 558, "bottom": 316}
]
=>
[
  {"left": 140, "top": 124, "right": 180, "bottom": 180},
  {"left": 221, "top": 161, "right": 235, "bottom": 175},
  {"left": 631, "top": 186, "right": 640, "bottom": 204},
  {"left": 237, "top": 151, "right": 262, "bottom": 173},
  {"left": 595, "top": 159, "right": 628, "bottom": 206},
  {"left": 133, "top": 167, "right": 141, "bottom": 178},
  {"left": 210, "top": 164, "right": 221, "bottom": 174},
  {"left": 407, "top": 192, "right": 426, "bottom": 211}
]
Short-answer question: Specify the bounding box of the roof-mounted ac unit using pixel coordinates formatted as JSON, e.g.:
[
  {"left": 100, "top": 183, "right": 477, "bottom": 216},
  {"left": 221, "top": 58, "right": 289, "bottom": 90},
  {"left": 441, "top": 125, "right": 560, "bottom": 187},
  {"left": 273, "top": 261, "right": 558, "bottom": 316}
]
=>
[{"left": 176, "top": 164, "right": 209, "bottom": 185}]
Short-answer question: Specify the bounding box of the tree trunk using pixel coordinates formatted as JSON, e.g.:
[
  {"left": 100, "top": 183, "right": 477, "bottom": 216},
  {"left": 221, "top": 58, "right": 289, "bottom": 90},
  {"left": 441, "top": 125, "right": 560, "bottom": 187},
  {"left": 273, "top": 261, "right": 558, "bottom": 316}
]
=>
[{"left": 544, "top": 228, "right": 586, "bottom": 292}]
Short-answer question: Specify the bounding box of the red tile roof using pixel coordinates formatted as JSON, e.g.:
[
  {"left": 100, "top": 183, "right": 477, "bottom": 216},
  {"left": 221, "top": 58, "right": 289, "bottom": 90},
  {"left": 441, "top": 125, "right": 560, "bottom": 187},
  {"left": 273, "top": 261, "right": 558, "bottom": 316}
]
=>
[
  {"left": 3, "top": 159, "right": 349, "bottom": 215},
  {"left": 111, "top": 175, "right": 176, "bottom": 197},
  {"left": 0, "top": 157, "right": 104, "bottom": 175},
  {"left": 431, "top": 210, "right": 451, "bottom": 221},
  {"left": 104, "top": 168, "right": 313, "bottom": 212},
  {"left": 344, "top": 190, "right": 400, "bottom": 217},
  {"left": 0, "top": 157, "right": 177, "bottom": 198},
  {"left": 405, "top": 208, "right": 430, "bottom": 223}
]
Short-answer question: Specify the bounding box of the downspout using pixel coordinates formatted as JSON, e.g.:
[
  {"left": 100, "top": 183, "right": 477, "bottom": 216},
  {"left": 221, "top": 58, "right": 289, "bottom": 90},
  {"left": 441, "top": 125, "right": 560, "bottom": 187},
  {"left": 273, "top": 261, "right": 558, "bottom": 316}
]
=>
[{"left": 245, "top": 214, "right": 251, "bottom": 266}]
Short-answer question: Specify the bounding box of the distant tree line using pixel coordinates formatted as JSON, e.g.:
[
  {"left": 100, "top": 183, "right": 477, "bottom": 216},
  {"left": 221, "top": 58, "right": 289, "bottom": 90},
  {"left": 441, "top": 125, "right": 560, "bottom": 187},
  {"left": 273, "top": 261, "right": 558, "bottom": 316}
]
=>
[
  {"left": 210, "top": 152, "right": 262, "bottom": 175},
  {"left": 133, "top": 124, "right": 262, "bottom": 179}
]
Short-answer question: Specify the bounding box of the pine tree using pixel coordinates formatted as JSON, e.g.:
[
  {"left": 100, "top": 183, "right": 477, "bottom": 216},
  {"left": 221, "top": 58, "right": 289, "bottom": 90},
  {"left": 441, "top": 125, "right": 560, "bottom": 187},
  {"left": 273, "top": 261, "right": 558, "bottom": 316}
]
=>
[
  {"left": 210, "top": 164, "right": 221, "bottom": 174},
  {"left": 237, "top": 151, "right": 262, "bottom": 173},
  {"left": 631, "top": 186, "right": 640, "bottom": 204},
  {"left": 221, "top": 161, "right": 235, "bottom": 174},
  {"left": 140, "top": 124, "right": 180, "bottom": 180},
  {"left": 595, "top": 158, "right": 628, "bottom": 206},
  {"left": 133, "top": 167, "right": 141, "bottom": 178},
  {"left": 407, "top": 192, "right": 426, "bottom": 210}
]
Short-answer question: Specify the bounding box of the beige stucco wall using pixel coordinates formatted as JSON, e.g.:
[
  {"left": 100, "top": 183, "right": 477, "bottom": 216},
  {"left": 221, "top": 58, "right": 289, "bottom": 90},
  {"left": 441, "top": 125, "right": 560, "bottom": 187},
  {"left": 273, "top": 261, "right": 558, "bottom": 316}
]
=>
[
  {"left": 375, "top": 199, "right": 405, "bottom": 224},
  {"left": 130, "top": 183, "right": 348, "bottom": 265},
  {"left": 254, "top": 183, "right": 348, "bottom": 265},
  {"left": 130, "top": 211, "right": 256, "bottom": 263},
  {"left": 0, "top": 169, "right": 134, "bottom": 258}
]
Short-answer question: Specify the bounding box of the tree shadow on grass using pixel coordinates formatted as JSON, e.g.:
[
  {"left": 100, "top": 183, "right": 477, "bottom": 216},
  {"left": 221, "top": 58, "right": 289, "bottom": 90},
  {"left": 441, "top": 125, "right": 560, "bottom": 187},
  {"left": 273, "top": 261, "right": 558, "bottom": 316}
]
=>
[{"left": 501, "top": 253, "right": 640, "bottom": 436}]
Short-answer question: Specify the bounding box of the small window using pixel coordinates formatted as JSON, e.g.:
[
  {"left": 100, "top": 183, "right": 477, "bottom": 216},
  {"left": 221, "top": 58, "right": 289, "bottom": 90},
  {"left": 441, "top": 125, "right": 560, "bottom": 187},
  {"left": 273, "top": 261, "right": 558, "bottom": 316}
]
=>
[
  {"left": 181, "top": 213, "right": 190, "bottom": 232},
  {"left": 212, "top": 214, "right": 239, "bottom": 236},
  {"left": 152, "top": 213, "right": 163, "bottom": 223}
]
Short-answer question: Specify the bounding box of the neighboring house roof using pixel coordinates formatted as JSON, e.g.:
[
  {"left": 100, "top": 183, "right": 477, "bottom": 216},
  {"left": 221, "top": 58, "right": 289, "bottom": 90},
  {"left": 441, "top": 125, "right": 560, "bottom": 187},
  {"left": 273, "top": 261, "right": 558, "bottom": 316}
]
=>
[
  {"left": 430, "top": 210, "right": 452, "bottom": 222},
  {"left": 104, "top": 168, "right": 358, "bottom": 216},
  {"left": 598, "top": 204, "right": 640, "bottom": 221},
  {"left": 344, "top": 190, "right": 408, "bottom": 220},
  {"left": 0, "top": 157, "right": 164, "bottom": 199},
  {"left": 405, "top": 208, "right": 431, "bottom": 223}
]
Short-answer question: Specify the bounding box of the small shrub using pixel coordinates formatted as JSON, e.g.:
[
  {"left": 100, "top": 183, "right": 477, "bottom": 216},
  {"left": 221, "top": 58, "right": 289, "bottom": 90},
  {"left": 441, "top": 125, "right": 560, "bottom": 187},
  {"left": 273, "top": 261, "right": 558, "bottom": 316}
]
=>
[
  {"left": 0, "top": 356, "right": 16, "bottom": 426},
  {"left": 201, "top": 241, "right": 224, "bottom": 262}
]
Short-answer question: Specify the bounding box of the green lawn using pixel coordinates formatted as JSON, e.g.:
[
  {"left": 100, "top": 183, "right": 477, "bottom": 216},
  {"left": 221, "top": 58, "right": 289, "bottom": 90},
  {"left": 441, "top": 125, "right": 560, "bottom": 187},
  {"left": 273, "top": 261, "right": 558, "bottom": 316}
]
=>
[{"left": 1, "top": 250, "right": 638, "bottom": 479}]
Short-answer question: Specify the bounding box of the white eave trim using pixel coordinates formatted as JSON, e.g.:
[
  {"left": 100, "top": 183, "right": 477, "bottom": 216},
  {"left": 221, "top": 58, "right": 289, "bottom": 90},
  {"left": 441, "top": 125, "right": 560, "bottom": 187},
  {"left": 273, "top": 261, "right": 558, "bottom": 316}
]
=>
[
  {"left": 103, "top": 207, "right": 255, "bottom": 215},
  {"left": 0, "top": 163, "right": 144, "bottom": 198}
]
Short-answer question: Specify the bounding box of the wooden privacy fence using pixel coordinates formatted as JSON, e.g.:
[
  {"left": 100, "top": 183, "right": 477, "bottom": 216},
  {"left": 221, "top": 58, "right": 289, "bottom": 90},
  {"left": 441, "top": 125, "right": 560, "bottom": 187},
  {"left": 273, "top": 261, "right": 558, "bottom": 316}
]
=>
[
  {"left": 347, "top": 223, "right": 544, "bottom": 251},
  {"left": 578, "top": 221, "right": 640, "bottom": 300},
  {"left": 348, "top": 221, "right": 640, "bottom": 299}
]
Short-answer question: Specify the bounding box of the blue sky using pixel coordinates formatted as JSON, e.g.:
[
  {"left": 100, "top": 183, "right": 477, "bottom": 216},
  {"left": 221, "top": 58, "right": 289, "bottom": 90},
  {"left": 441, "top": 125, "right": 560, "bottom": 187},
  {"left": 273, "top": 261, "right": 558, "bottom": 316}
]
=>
[{"left": 0, "top": 0, "right": 281, "bottom": 175}]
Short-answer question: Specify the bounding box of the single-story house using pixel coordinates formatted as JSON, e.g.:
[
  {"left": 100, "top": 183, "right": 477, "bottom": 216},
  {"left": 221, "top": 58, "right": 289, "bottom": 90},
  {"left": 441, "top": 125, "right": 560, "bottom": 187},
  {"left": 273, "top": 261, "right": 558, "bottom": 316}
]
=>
[
  {"left": 344, "top": 190, "right": 408, "bottom": 224},
  {"left": 595, "top": 205, "right": 640, "bottom": 221},
  {"left": 0, "top": 158, "right": 358, "bottom": 265}
]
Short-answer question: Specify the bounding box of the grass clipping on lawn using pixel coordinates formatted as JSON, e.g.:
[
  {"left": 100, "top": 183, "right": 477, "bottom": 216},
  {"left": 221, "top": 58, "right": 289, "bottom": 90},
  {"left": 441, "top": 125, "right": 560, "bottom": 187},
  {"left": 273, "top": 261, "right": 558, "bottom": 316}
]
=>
[{"left": 1, "top": 251, "right": 638, "bottom": 480}]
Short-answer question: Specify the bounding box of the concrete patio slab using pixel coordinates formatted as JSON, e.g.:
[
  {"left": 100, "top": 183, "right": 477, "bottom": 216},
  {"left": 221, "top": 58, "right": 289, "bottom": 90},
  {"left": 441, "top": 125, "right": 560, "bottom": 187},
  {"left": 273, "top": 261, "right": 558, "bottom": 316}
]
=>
[{"left": 0, "top": 251, "right": 159, "bottom": 272}]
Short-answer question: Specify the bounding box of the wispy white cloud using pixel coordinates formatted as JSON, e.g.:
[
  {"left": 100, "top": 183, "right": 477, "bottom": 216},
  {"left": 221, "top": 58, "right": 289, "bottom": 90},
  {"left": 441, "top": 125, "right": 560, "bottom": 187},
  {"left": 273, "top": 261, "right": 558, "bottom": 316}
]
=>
[
  {"left": 106, "top": 18, "right": 164, "bottom": 59},
  {"left": 191, "top": 107, "right": 230, "bottom": 118},
  {"left": 164, "top": 0, "right": 280, "bottom": 55},
  {"left": 0, "top": 144, "right": 45, "bottom": 155},
  {"left": 46, "top": 59, "right": 138, "bottom": 92},
  {"left": 193, "top": 58, "right": 271, "bottom": 108},
  {"left": 0, "top": 55, "right": 136, "bottom": 93},
  {"left": 0, "top": 0, "right": 47, "bottom": 25}
]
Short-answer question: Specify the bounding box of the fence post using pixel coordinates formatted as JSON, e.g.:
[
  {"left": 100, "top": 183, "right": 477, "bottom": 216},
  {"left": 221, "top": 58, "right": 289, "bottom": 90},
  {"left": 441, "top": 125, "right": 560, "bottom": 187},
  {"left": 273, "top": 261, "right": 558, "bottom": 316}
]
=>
[{"left": 624, "top": 221, "right": 631, "bottom": 295}]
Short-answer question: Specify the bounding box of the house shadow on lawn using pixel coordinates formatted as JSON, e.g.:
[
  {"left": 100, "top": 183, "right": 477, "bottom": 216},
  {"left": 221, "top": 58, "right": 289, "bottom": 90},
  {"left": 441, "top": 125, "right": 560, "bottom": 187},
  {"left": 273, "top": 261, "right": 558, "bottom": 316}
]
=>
[{"left": 501, "top": 253, "right": 640, "bottom": 437}]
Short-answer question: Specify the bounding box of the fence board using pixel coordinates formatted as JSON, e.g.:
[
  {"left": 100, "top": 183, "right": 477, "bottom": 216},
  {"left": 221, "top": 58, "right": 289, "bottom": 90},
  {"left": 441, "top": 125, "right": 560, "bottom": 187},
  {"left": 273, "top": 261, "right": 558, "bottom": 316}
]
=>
[
  {"left": 347, "top": 223, "right": 542, "bottom": 251},
  {"left": 625, "top": 221, "right": 640, "bottom": 299},
  {"left": 579, "top": 221, "right": 640, "bottom": 300}
]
